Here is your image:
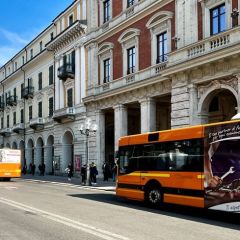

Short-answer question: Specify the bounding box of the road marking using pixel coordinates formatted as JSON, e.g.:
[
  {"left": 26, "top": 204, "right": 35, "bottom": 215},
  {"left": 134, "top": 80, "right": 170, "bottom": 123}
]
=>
[
  {"left": 0, "top": 197, "right": 130, "bottom": 240},
  {"left": 20, "top": 179, "right": 116, "bottom": 193}
]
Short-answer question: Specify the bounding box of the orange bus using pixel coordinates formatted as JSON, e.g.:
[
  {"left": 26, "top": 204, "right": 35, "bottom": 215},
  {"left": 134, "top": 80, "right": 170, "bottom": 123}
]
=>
[
  {"left": 0, "top": 149, "right": 21, "bottom": 181},
  {"left": 116, "top": 120, "right": 240, "bottom": 213}
]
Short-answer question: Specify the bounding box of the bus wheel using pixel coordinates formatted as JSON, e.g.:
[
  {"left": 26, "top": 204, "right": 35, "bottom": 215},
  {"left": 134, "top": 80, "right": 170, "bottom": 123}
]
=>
[{"left": 145, "top": 186, "right": 162, "bottom": 206}]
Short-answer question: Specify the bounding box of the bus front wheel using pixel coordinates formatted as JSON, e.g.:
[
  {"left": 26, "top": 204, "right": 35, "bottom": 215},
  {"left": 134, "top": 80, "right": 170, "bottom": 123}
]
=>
[{"left": 145, "top": 186, "right": 163, "bottom": 206}]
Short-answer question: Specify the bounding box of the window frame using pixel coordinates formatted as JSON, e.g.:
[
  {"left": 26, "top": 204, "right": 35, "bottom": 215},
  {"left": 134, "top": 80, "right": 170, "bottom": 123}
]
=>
[
  {"left": 103, "top": 0, "right": 110, "bottom": 23},
  {"left": 156, "top": 31, "right": 168, "bottom": 64},
  {"left": 146, "top": 11, "right": 173, "bottom": 66},
  {"left": 210, "top": 4, "right": 226, "bottom": 35},
  {"left": 98, "top": 42, "right": 114, "bottom": 85},
  {"left": 48, "top": 97, "right": 54, "bottom": 117},
  {"left": 118, "top": 28, "right": 140, "bottom": 76},
  {"left": 127, "top": 46, "right": 136, "bottom": 75},
  {"left": 29, "top": 106, "right": 32, "bottom": 121},
  {"left": 38, "top": 101, "right": 42, "bottom": 118},
  {"left": 38, "top": 72, "right": 43, "bottom": 90}
]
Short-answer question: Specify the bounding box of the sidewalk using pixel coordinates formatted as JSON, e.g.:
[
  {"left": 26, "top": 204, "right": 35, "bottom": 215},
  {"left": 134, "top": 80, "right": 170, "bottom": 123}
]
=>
[{"left": 21, "top": 174, "right": 116, "bottom": 192}]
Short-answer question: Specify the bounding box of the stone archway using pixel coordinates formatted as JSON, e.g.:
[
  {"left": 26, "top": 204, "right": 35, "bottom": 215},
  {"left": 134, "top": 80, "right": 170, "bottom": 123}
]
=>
[
  {"left": 26, "top": 139, "right": 34, "bottom": 167},
  {"left": 12, "top": 142, "right": 17, "bottom": 149},
  {"left": 5, "top": 143, "right": 10, "bottom": 148},
  {"left": 62, "top": 131, "right": 74, "bottom": 173},
  {"left": 36, "top": 137, "right": 44, "bottom": 174},
  {"left": 46, "top": 135, "right": 54, "bottom": 174},
  {"left": 199, "top": 88, "right": 237, "bottom": 124},
  {"left": 19, "top": 140, "right": 25, "bottom": 166}
]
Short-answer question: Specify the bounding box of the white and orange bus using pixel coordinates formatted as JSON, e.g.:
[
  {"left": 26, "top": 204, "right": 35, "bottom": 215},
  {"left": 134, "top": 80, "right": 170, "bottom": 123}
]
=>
[
  {"left": 116, "top": 120, "right": 240, "bottom": 213},
  {"left": 0, "top": 149, "right": 21, "bottom": 181}
]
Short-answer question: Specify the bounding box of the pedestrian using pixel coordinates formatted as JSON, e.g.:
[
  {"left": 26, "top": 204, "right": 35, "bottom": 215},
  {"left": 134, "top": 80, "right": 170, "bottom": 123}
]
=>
[
  {"left": 65, "top": 163, "right": 73, "bottom": 181},
  {"left": 42, "top": 162, "right": 45, "bottom": 176},
  {"left": 38, "top": 163, "right": 42, "bottom": 176},
  {"left": 31, "top": 163, "right": 36, "bottom": 176},
  {"left": 90, "top": 162, "right": 98, "bottom": 185},
  {"left": 102, "top": 162, "right": 109, "bottom": 181},
  {"left": 81, "top": 164, "right": 87, "bottom": 185},
  {"left": 22, "top": 163, "right": 27, "bottom": 175},
  {"left": 112, "top": 163, "right": 117, "bottom": 182}
]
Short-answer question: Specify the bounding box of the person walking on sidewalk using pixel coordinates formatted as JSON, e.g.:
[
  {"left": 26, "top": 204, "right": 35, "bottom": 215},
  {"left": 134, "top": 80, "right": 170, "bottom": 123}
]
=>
[
  {"left": 112, "top": 163, "right": 117, "bottom": 182},
  {"left": 90, "top": 162, "right": 98, "bottom": 185},
  {"left": 65, "top": 163, "right": 73, "bottom": 181},
  {"left": 81, "top": 164, "right": 87, "bottom": 185},
  {"left": 102, "top": 162, "right": 109, "bottom": 181}
]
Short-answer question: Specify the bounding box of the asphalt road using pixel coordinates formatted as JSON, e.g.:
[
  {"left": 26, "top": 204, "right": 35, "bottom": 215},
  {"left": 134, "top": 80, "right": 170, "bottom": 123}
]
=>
[{"left": 0, "top": 179, "right": 239, "bottom": 240}]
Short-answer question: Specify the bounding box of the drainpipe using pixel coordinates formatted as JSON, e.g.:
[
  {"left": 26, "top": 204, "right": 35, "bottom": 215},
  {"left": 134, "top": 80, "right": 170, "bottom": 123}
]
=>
[
  {"left": 20, "top": 66, "right": 26, "bottom": 163},
  {"left": 0, "top": 82, "right": 4, "bottom": 147}
]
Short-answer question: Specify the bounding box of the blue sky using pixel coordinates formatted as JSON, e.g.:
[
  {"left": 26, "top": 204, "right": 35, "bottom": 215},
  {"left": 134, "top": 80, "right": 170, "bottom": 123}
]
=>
[{"left": 0, "top": 0, "right": 74, "bottom": 66}]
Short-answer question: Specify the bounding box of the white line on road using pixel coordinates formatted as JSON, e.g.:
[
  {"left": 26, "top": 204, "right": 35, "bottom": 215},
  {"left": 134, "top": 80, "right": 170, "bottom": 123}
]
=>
[
  {"left": 0, "top": 197, "right": 129, "bottom": 240},
  {"left": 20, "top": 179, "right": 116, "bottom": 193}
]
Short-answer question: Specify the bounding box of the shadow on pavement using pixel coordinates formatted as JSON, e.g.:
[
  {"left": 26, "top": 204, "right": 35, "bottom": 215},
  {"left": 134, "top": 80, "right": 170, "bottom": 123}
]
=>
[{"left": 68, "top": 193, "right": 239, "bottom": 230}]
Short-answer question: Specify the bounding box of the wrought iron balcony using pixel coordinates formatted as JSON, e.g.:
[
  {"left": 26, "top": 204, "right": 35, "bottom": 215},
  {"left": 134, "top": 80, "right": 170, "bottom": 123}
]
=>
[
  {"left": 12, "top": 123, "right": 24, "bottom": 134},
  {"left": 0, "top": 128, "right": 11, "bottom": 137},
  {"left": 57, "top": 64, "right": 75, "bottom": 81},
  {"left": 29, "top": 117, "right": 44, "bottom": 130},
  {"left": 6, "top": 95, "right": 18, "bottom": 106},
  {"left": 22, "top": 86, "right": 34, "bottom": 99},
  {"left": 0, "top": 102, "right": 4, "bottom": 111},
  {"left": 53, "top": 107, "right": 75, "bottom": 123}
]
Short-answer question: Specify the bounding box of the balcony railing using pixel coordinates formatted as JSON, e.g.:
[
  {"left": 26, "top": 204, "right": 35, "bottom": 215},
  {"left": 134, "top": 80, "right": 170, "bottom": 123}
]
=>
[
  {"left": 29, "top": 117, "right": 44, "bottom": 130},
  {"left": 0, "top": 128, "right": 11, "bottom": 137},
  {"left": 12, "top": 123, "right": 24, "bottom": 134},
  {"left": 22, "top": 86, "right": 34, "bottom": 99},
  {"left": 53, "top": 107, "right": 75, "bottom": 123},
  {"left": 57, "top": 64, "right": 75, "bottom": 80},
  {"left": 168, "top": 26, "right": 240, "bottom": 66},
  {"left": 6, "top": 95, "right": 18, "bottom": 106}
]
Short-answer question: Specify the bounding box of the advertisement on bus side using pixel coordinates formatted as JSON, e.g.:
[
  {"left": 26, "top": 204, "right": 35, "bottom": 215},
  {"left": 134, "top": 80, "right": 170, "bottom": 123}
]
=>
[
  {"left": 0, "top": 149, "right": 21, "bottom": 163},
  {"left": 204, "top": 122, "right": 240, "bottom": 213}
]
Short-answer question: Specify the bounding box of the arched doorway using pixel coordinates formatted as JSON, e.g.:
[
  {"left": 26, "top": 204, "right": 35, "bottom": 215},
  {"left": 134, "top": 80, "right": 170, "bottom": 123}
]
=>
[
  {"left": 26, "top": 139, "right": 34, "bottom": 168},
  {"left": 62, "top": 131, "right": 74, "bottom": 173},
  {"left": 5, "top": 143, "right": 10, "bottom": 148},
  {"left": 199, "top": 89, "right": 237, "bottom": 124},
  {"left": 19, "top": 140, "right": 25, "bottom": 166},
  {"left": 36, "top": 137, "right": 44, "bottom": 174},
  {"left": 12, "top": 142, "right": 17, "bottom": 149},
  {"left": 46, "top": 135, "right": 54, "bottom": 174}
]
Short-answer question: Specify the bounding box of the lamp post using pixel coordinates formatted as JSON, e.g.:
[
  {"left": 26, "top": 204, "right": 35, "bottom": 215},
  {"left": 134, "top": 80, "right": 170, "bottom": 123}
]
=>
[{"left": 79, "top": 118, "right": 97, "bottom": 186}]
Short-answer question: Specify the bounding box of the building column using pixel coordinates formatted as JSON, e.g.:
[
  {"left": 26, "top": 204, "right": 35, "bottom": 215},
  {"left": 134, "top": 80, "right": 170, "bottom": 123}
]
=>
[
  {"left": 140, "top": 97, "right": 156, "bottom": 133},
  {"left": 96, "top": 110, "right": 105, "bottom": 173},
  {"left": 55, "top": 58, "right": 60, "bottom": 110},
  {"left": 189, "top": 84, "right": 199, "bottom": 125},
  {"left": 74, "top": 46, "right": 81, "bottom": 105},
  {"left": 80, "top": 45, "right": 86, "bottom": 100},
  {"left": 114, "top": 105, "right": 127, "bottom": 151}
]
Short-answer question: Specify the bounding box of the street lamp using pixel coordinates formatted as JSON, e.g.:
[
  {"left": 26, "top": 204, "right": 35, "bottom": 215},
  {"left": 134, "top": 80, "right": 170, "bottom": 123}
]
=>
[{"left": 79, "top": 118, "right": 97, "bottom": 185}]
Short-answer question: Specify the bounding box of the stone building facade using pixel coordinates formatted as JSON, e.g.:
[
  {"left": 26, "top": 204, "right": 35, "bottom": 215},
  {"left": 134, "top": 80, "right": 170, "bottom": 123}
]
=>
[{"left": 0, "top": 0, "right": 240, "bottom": 176}]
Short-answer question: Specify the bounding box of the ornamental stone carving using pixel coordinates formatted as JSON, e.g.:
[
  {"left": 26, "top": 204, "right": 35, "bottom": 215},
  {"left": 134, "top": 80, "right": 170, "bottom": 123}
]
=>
[{"left": 197, "top": 76, "right": 238, "bottom": 99}]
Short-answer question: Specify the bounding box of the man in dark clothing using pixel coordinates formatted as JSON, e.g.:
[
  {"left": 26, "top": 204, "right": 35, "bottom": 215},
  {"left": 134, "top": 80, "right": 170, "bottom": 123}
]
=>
[
  {"left": 102, "top": 162, "right": 109, "bottom": 181},
  {"left": 81, "top": 164, "right": 87, "bottom": 185}
]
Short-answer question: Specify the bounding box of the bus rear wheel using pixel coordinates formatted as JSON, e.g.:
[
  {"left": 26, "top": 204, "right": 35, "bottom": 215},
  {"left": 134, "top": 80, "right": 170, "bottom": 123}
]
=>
[{"left": 145, "top": 187, "right": 163, "bottom": 206}]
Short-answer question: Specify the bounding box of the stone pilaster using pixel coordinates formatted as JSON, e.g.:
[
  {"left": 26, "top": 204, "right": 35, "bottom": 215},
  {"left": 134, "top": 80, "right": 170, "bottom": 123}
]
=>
[
  {"left": 139, "top": 97, "right": 156, "bottom": 133},
  {"left": 114, "top": 105, "right": 127, "bottom": 151},
  {"left": 96, "top": 110, "right": 105, "bottom": 172},
  {"left": 74, "top": 46, "right": 81, "bottom": 105}
]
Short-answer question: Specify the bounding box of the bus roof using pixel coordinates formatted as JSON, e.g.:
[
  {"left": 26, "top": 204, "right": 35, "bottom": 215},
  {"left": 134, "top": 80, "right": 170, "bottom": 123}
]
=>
[{"left": 119, "top": 119, "right": 240, "bottom": 146}]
